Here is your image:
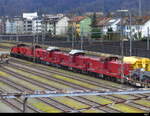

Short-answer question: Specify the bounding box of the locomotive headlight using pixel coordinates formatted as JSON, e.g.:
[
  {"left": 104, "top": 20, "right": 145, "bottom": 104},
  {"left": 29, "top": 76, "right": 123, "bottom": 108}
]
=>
[{"left": 140, "top": 68, "right": 145, "bottom": 72}]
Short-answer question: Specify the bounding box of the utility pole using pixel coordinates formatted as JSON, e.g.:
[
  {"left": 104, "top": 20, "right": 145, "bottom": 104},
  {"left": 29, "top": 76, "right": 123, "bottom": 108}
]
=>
[
  {"left": 139, "top": 0, "right": 142, "bottom": 17},
  {"left": 147, "top": 27, "right": 150, "bottom": 50},
  {"left": 81, "top": 27, "right": 83, "bottom": 50},
  {"left": 36, "top": 20, "right": 39, "bottom": 44},
  {"left": 129, "top": 11, "right": 132, "bottom": 56},
  {"left": 121, "top": 13, "right": 124, "bottom": 84},
  {"left": 117, "top": 10, "right": 128, "bottom": 84},
  {"left": 33, "top": 34, "right": 36, "bottom": 63},
  {"left": 23, "top": 98, "right": 28, "bottom": 113},
  {"left": 16, "top": 20, "right": 19, "bottom": 43},
  {"left": 42, "top": 26, "right": 45, "bottom": 49},
  {"left": 72, "top": 26, "right": 74, "bottom": 49}
]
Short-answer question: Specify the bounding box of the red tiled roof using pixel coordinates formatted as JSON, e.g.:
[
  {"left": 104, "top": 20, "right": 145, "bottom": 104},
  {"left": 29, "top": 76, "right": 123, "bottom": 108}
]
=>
[
  {"left": 96, "top": 17, "right": 112, "bottom": 27},
  {"left": 119, "top": 16, "right": 150, "bottom": 25},
  {"left": 69, "top": 16, "right": 86, "bottom": 22}
]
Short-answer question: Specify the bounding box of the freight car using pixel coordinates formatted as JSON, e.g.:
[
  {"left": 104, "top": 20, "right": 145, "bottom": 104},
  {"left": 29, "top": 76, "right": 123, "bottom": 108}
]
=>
[{"left": 10, "top": 44, "right": 150, "bottom": 88}]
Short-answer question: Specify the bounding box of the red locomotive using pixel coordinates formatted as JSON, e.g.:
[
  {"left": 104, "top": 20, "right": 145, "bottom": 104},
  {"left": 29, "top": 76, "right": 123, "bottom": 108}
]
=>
[{"left": 10, "top": 44, "right": 150, "bottom": 88}]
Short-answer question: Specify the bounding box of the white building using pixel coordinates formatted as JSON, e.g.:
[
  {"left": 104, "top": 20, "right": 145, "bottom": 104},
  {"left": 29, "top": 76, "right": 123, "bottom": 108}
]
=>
[
  {"left": 106, "top": 18, "right": 121, "bottom": 32},
  {"left": 23, "top": 19, "right": 33, "bottom": 34},
  {"left": 5, "top": 18, "right": 24, "bottom": 34},
  {"left": 32, "top": 18, "right": 42, "bottom": 34},
  {"left": 55, "top": 17, "right": 69, "bottom": 35},
  {"left": 96, "top": 17, "right": 120, "bottom": 34},
  {"left": 23, "top": 12, "right": 38, "bottom": 20},
  {"left": 97, "top": 17, "right": 120, "bottom": 34},
  {"left": 23, "top": 12, "right": 42, "bottom": 34},
  {"left": 5, "top": 19, "right": 17, "bottom": 34},
  {"left": 14, "top": 18, "right": 24, "bottom": 34},
  {"left": 42, "top": 14, "right": 64, "bottom": 19},
  {"left": 119, "top": 16, "right": 150, "bottom": 39},
  {"left": 42, "top": 16, "right": 69, "bottom": 36}
]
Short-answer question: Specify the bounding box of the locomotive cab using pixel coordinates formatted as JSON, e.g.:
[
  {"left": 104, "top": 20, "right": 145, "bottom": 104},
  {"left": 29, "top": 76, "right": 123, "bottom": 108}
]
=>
[
  {"left": 69, "top": 50, "right": 85, "bottom": 62},
  {"left": 46, "top": 46, "right": 60, "bottom": 52},
  {"left": 69, "top": 50, "right": 87, "bottom": 71},
  {"left": 69, "top": 50, "right": 85, "bottom": 56},
  {"left": 46, "top": 46, "right": 60, "bottom": 58}
]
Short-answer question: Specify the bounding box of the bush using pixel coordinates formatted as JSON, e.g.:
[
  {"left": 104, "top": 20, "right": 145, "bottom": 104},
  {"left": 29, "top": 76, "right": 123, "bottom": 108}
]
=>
[{"left": 91, "top": 28, "right": 102, "bottom": 38}]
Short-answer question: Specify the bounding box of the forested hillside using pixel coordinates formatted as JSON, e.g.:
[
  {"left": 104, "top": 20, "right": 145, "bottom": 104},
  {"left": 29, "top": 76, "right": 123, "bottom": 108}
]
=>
[{"left": 0, "top": 0, "right": 149, "bottom": 16}]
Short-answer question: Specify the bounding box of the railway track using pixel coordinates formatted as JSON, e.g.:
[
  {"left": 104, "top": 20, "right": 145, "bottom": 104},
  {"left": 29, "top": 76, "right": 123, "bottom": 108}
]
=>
[
  {"left": 7, "top": 61, "right": 119, "bottom": 91},
  {"left": 0, "top": 58, "right": 149, "bottom": 112},
  {"left": 9, "top": 58, "right": 150, "bottom": 95},
  {"left": 0, "top": 64, "right": 118, "bottom": 112},
  {"left": 0, "top": 42, "right": 150, "bottom": 113},
  {"left": 0, "top": 81, "right": 41, "bottom": 113},
  {"left": 0, "top": 71, "right": 73, "bottom": 112},
  {"left": 10, "top": 58, "right": 133, "bottom": 90}
]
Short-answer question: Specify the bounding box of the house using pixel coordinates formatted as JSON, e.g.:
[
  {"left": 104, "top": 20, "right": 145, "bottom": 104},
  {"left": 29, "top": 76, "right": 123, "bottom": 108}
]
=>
[
  {"left": 42, "top": 15, "right": 69, "bottom": 36},
  {"left": 96, "top": 17, "right": 120, "bottom": 34},
  {"left": 69, "top": 16, "right": 92, "bottom": 37},
  {"left": 42, "top": 16, "right": 61, "bottom": 35},
  {"left": 55, "top": 16, "right": 70, "bottom": 35},
  {"left": 118, "top": 16, "right": 150, "bottom": 39}
]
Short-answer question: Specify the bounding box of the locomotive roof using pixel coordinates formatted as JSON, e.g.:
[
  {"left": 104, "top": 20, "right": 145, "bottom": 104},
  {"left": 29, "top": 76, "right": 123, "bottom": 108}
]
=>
[
  {"left": 69, "top": 50, "right": 85, "bottom": 55},
  {"left": 46, "top": 46, "right": 60, "bottom": 51}
]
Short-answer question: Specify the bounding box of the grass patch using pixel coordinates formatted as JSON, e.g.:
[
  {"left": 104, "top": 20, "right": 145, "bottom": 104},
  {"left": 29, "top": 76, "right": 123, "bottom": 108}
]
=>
[
  {"left": 110, "top": 104, "right": 146, "bottom": 113},
  {"left": 53, "top": 74, "right": 102, "bottom": 90},
  {"left": 28, "top": 99, "right": 62, "bottom": 113},
  {"left": 52, "top": 96, "right": 90, "bottom": 110},
  {"left": 134, "top": 100, "right": 150, "bottom": 107},
  {"left": 83, "top": 96, "right": 113, "bottom": 105},
  {"left": 112, "top": 94, "right": 136, "bottom": 100},
  {"left": 4, "top": 66, "right": 71, "bottom": 89},
  {"left": 81, "top": 108, "right": 105, "bottom": 113},
  {"left": 0, "top": 71, "right": 44, "bottom": 91}
]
